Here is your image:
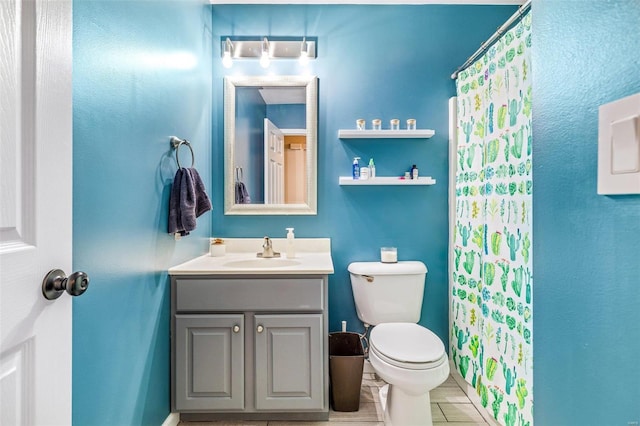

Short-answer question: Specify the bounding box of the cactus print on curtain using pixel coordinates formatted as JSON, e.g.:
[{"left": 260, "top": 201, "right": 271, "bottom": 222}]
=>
[{"left": 452, "top": 12, "right": 532, "bottom": 426}]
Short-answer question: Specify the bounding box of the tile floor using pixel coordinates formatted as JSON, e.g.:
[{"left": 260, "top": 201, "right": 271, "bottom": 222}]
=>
[{"left": 179, "top": 362, "right": 494, "bottom": 426}]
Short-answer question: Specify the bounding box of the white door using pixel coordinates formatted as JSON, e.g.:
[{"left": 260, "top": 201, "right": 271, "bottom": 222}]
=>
[
  {"left": 0, "top": 0, "right": 73, "bottom": 424},
  {"left": 264, "top": 118, "right": 285, "bottom": 204}
]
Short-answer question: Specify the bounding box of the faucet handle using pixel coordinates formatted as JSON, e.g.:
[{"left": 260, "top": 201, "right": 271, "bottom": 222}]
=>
[{"left": 263, "top": 236, "right": 271, "bottom": 247}]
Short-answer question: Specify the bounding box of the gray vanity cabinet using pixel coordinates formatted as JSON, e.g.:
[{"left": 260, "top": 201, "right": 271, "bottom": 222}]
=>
[
  {"left": 254, "top": 314, "right": 323, "bottom": 411},
  {"left": 175, "top": 314, "right": 244, "bottom": 411},
  {"left": 171, "top": 274, "right": 329, "bottom": 421}
]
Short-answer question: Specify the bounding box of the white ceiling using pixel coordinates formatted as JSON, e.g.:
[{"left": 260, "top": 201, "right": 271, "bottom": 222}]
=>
[
  {"left": 210, "top": 0, "right": 523, "bottom": 4},
  {"left": 259, "top": 87, "right": 306, "bottom": 105}
]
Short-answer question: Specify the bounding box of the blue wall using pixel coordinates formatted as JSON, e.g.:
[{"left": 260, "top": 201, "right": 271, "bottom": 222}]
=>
[
  {"left": 267, "top": 104, "right": 306, "bottom": 129},
  {"left": 236, "top": 87, "right": 266, "bottom": 202},
  {"left": 73, "top": 1, "right": 212, "bottom": 424},
  {"left": 68, "top": 2, "right": 640, "bottom": 423},
  {"left": 211, "top": 5, "right": 516, "bottom": 345},
  {"left": 532, "top": 0, "right": 640, "bottom": 423}
]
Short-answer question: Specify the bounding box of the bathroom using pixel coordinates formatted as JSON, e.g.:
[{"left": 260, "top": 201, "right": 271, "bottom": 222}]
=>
[{"left": 1, "top": 0, "right": 639, "bottom": 425}]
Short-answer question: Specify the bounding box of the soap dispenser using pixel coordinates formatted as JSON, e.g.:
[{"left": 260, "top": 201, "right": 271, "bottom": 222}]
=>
[
  {"left": 411, "top": 164, "right": 419, "bottom": 180},
  {"left": 285, "top": 228, "right": 296, "bottom": 259},
  {"left": 352, "top": 157, "right": 361, "bottom": 180}
]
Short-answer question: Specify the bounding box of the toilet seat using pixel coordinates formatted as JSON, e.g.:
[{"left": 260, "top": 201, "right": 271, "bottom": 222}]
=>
[{"left": 370, "top": 323, "right": 446, "bottom": 371}]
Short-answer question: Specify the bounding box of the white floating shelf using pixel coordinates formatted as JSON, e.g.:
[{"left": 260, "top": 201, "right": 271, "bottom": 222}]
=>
[
  {"left": 339, "top": 176, "right": 436, "bottom": 186},
  {"left": 338, "top": 129, "right": 435, "bottom": 139}
]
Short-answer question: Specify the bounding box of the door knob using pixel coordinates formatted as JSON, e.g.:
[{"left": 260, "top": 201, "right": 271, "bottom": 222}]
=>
[
  {"left": 42, "top": 269, "right": 90, "bottom": 300},
  {"left": 233, "top": 325, "right": 240, "bottom": 333},
  {"left": 256, "top": 325, "right": 264, "bottom": 333}
]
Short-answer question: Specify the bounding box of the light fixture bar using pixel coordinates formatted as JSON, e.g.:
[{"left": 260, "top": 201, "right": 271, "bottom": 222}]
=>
[{"left": 220, "top": 37, "right": 317, "bottom": 60}]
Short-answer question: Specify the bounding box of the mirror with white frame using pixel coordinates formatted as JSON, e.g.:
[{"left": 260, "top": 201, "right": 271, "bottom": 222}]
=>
[{"left": 224, "top": 75, "right": 318, "bottom": 215}]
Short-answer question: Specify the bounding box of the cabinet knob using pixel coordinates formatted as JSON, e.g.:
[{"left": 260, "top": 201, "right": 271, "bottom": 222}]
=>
[
  {"left": 256, "top": 325, "right": 264, "bottom": 333},
  {"left": 233, "top": 325, "right": 240, "bottom": 333}
]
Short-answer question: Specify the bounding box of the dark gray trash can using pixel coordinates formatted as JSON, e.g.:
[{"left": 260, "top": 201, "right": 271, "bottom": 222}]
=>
[{"left": 328, "top": 332, "right": 364, "bottom": 412}]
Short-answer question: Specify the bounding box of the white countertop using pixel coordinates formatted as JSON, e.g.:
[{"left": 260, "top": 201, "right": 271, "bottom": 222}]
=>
[{"left": 169, "top": 238, "right": 334, "bottom": 276}]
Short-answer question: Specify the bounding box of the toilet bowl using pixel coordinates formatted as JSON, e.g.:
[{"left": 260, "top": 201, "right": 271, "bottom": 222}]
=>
[
  {"left": 348, "top": 261, "right": 449, "bottom": 426},
  {"left": 368, "top": 323, "right": 449, "bottom": 426}
]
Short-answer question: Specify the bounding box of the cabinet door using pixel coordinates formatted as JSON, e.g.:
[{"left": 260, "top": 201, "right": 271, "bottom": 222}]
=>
[
  {"left": 175, "top": 314, "right": 244, "bottom": 410},
  {"left": 254, "top": 314, "right": 323, "bottom": 411}
]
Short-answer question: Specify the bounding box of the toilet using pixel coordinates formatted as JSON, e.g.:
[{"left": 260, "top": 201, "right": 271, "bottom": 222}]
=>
[{"left": 348, "top": 261, "right": 449, "bottom": 426}]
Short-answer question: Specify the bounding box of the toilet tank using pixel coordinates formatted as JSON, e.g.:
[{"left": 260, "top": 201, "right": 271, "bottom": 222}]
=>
[{"left": 348, "top": 261, "right": 427, "bottom": 325}]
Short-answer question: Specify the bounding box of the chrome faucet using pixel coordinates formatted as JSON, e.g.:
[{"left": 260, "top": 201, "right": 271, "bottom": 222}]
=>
[{"left": 257, "top": 236, "right": 280, "bottom": 258}]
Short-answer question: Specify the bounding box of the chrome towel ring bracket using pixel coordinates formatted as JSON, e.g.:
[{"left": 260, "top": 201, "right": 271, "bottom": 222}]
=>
[{"left": 170, "top": 136, "right": 195, "bottom": 169}]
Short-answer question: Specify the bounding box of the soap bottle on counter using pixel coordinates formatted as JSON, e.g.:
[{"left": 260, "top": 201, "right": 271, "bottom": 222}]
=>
[{"left": 286, "top": 228, "right": 296, "bottom": 259}]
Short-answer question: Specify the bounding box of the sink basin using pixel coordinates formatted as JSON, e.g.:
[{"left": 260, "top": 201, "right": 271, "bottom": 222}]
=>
[{"left": 223, "top": 258, "right": 301, "bottom": 269}]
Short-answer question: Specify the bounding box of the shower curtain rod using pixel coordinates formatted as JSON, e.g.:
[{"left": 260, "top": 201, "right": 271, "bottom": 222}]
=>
[{"left": 451, "top": 0, "right": 531, "bottom": 80}]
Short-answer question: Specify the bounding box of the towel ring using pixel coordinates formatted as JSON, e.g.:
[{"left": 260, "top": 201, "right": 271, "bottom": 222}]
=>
[{"left": 170, "top": 136, "right": 195, "bottom": 169}]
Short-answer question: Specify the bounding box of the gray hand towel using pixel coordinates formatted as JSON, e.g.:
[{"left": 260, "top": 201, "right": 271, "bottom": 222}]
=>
[
  {"left": 235, "top": 181, "right": 251, "bottom": 204},
  {"left": 168, "top": 167, "right": 212, "bottom": 236}
]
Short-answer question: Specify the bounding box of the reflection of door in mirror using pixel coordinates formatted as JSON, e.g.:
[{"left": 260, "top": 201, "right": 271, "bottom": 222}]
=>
[
  {"left": 264, "top": 119, "right": 284, "bottom": 204},
  {"left": 263, "top": 120, "right": 307, "bottom": 204}
]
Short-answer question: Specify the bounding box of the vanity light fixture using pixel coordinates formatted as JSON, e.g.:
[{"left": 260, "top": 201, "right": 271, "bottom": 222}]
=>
[
  {"left": 222, "top": 37, "right": 233, "bottom": 68},
  {"left": 220, "top": 36, "right": 317, "bottom": 68},
  {"left": 260, "top": 37, "right": 270, "bottom": 68}
]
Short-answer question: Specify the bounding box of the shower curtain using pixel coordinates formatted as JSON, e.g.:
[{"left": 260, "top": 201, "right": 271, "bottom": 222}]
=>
[{"left": 452, "top": 12, "right": 532, "bottom": 426}]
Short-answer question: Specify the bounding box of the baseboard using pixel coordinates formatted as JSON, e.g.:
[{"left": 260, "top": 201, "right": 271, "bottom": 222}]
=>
[
  {"left": 161, "top": 412, "right": 180, "bottom": 426},
  {"left": 448, "top": 359, "right": 500, "bottom": 426}
]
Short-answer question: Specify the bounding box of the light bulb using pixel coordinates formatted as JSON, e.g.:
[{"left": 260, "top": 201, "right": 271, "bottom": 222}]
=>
[
  {"left": 260, "top": 37, "right": 270, "bottom": 68},
  {"left": 299, "top": 38, "right": 309, "bottom": 66},
  {"left": 222, "top": 37, "right": 233, "bottom": 68},
  {"left": 260, "top": 50, "right": 270, "bottom": 68},
  {"left": 260, "top": 37, "right": 269, "bottom": 68},
  {"left": 222, "top": 51, "right": 232, "bottom": 68}
]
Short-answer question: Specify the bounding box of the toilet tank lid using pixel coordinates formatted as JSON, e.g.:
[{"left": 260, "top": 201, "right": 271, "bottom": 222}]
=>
[{"left": 348, "top": 261, "right": 427, "bottom": 275}]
